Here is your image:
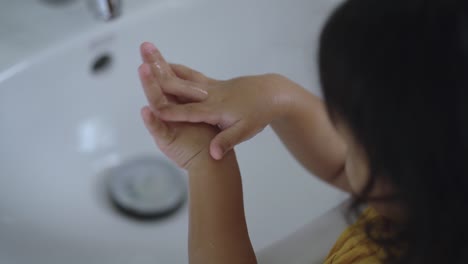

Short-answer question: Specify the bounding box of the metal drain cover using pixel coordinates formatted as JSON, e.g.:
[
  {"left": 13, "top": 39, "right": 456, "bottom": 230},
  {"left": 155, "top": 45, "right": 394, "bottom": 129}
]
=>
[{"left": 107, "top": 156, "right": 186, "bottom": 220}]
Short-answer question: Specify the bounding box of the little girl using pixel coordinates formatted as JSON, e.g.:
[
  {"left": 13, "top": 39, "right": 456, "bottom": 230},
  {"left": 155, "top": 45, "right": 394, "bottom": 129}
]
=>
[{"left": 137, "top": 0, "right": 468, "bottom": 263}]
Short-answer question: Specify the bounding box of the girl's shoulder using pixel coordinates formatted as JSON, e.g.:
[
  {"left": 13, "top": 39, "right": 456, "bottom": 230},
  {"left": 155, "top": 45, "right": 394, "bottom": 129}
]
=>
[{"left": 323, "top": 207, "right": 387, "bottom": 264}]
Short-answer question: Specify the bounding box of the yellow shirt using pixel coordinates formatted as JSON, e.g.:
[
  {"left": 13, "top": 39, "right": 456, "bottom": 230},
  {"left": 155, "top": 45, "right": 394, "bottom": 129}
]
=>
[{"left": 323, "top": 207, "right": 387, "bottom": 264}]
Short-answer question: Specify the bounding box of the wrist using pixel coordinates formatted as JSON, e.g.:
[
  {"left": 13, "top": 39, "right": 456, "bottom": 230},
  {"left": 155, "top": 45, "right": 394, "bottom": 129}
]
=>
[{"left": 187, "top": 148, "right": 237, "bottom": 173}]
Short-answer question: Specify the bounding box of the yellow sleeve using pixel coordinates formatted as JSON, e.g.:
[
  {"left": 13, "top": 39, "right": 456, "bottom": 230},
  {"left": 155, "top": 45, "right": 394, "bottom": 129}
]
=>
[{"left": 323, "top": 208, "right": 386, "bottom": 264}]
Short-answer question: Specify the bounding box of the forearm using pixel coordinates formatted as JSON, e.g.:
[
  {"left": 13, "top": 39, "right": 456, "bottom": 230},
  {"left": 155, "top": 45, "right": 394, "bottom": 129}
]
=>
[
  {"left": 270, "top": 76, "right": 350, "bottom": 192},
  {"left": 188, "top": 150, "right": 256, "bottom": 264}
]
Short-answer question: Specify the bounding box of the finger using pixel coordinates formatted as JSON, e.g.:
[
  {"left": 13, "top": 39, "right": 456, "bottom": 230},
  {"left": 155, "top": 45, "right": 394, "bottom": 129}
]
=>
[
  {"left": 139, "top": 42, "right": 174, "bottom": 78},
  {"left": 210, "top": 121, "right": 249, "bottom": 160},
  {"left": 161, "top": 78, "right": 208, "bottom": 102},
  {"left": 138, "top": 63, "right": 168, "bottom": 110},
  {"left": 141, "top": 106, "right": 172, "bottom": 145},
  {"left": 170, "top": 63, "right": 214, "bottom": 83},
  {"left": 157, "top": 103, "right": 220, "bottom": 125}
]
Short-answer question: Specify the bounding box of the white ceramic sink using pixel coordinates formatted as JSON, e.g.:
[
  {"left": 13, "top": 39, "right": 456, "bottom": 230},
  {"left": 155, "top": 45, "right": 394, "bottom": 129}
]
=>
[{"left": 0, "top": 0, "right": 347, "bottom": 263}]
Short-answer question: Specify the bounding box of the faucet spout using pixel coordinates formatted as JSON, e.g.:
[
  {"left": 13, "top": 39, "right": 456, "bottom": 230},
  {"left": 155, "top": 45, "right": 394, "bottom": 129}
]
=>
[{"left": 88, "top": 0, "right": 122, "bottom": 21}]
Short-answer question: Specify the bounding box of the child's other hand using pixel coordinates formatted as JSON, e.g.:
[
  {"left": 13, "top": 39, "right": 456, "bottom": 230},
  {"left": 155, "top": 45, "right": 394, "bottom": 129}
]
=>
[
  {"left": 138, "top": 43, "right": 217, "bottom": 170},
  {"left": 152, "top": 63, "right": 295, "bottom": 160}
]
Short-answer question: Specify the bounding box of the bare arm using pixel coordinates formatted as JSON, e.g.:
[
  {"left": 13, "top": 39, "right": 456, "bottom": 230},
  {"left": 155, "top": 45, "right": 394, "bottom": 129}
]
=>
[
  {"left": 269, "top": 75, "right": 351, "bottom": 192},
  {"left": 188, "top": 150, "right": 256, "bottom": 264}
]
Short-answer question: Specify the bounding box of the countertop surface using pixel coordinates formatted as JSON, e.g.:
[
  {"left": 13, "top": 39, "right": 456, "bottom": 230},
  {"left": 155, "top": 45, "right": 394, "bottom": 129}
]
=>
[{"left": 0, "top": 0, "right": 154, "bottom": 80}]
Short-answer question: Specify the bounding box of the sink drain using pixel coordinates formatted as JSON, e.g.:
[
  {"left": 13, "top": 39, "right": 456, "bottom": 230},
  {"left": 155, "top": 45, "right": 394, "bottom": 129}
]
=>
[{"left": 106, "top": 156, "right": 186, "bottom": 220}]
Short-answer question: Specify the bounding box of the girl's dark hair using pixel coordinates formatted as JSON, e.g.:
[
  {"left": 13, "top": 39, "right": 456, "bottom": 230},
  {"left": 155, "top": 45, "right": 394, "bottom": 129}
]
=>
[{"left": 319, "top": 0, "right": 468, "bottom": 263}]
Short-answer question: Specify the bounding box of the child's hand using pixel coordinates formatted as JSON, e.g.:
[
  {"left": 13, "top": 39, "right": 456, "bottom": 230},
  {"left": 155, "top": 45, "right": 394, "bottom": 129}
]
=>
[
  {"left": 150, "top": 61, "right": 295, "bottom": 160},
  {"left": 138, "top": 43, "right": 218, "bottom": 170}
]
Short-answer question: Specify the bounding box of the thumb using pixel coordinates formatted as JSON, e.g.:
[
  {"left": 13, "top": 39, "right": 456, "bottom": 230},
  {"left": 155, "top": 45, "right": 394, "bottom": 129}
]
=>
[
  {"left": 141, "top": 106, "right": 172, "bottom": 146},
  {"left": 210, "top": 121, "right": 248, "bottom": 160}
]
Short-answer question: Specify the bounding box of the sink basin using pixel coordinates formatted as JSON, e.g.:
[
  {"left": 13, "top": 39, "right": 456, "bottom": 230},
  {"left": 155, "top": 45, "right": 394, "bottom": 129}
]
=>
[{"left": 0, "top": 0, "right": 347, "bottom": 263}]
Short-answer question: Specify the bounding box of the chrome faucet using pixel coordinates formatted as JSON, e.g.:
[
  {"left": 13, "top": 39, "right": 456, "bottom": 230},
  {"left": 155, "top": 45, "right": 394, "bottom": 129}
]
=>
[{"left": 88, "top": 0, "right": 122, "bottom": 21}]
